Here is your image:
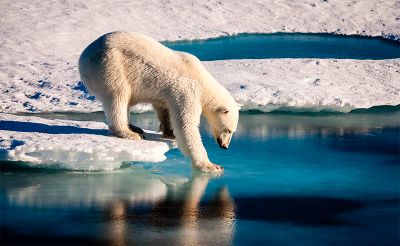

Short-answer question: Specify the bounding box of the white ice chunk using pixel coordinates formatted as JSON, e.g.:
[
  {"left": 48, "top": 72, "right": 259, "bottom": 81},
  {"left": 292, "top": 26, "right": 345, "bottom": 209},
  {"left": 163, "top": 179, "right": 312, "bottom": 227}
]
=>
[{"left": 0, "top": 113, "right": 174, "bottom": 171}]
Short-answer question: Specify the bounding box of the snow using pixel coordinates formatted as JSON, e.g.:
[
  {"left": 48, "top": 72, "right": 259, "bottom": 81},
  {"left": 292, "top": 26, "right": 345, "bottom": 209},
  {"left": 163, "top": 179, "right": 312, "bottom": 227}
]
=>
[
  {"left": 0, "top": 0, "right": 399, "bottom": 114},
  {"left": 0, "top": 113, "right": 173, "bottom": 170},
  {"left": 206, "top": 59, "right": 400, "bottom": 112}
]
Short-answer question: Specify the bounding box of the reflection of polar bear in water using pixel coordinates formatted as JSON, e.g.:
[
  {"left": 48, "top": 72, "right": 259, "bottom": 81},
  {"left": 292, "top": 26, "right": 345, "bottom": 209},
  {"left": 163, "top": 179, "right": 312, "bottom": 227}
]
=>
[{"left": 79, "top": 32, "right": 239, "bottom": 173}]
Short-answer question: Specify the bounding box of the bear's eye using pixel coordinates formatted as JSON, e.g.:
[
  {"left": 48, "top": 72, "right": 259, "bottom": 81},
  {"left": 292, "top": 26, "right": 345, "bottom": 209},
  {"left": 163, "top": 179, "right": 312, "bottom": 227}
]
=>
[
  {"left": 225, "top": 129, "right": 232, "bottom": 134},
  {"left": 216, "top": 107, "right": 229, "bottom": 114}
]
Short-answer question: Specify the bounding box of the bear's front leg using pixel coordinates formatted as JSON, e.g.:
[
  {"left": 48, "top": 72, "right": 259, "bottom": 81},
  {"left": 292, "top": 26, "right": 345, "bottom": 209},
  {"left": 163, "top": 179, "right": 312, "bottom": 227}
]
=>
[{"left": 168, "top": 99, "right": 223, "bottom": 173}]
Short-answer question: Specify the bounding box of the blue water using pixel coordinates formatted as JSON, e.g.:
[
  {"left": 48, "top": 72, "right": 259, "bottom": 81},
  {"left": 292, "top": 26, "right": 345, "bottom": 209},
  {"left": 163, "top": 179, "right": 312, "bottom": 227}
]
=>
[
  {"left": 163, "top": 33, "right": 400, "bottom": 60},
  {"left": 1, "top": 110, "right": 399, "bottom": 245}
]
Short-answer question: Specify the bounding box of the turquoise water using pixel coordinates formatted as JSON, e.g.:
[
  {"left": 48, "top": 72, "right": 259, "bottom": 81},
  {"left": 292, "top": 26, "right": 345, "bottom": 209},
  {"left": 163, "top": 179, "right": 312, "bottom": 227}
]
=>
[
  {"left": 1, "top": 110, "right": 399, "bottom": 245},
  {"left": 163, "top": 33, "right": 400, "bottom": 60}
]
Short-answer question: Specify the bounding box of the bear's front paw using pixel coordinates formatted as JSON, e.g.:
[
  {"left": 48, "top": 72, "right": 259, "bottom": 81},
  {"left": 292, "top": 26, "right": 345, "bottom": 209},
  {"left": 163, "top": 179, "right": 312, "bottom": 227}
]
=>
[{"left": 194, "top": 161, "right": 224, "bottom": 173}]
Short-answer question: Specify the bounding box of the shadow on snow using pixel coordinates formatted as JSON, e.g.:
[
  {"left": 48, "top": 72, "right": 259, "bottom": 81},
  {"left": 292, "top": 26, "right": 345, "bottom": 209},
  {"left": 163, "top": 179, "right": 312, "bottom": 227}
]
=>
[{"left": 0, "top": 120, "right": 108, "bottom": 136}]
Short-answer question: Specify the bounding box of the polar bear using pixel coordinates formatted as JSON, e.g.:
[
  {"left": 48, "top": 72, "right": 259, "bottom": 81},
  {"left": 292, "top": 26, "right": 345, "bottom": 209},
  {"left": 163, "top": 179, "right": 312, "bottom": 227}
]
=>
[{"left": 79, "top": 32, "right": 239, "bottom": 173}]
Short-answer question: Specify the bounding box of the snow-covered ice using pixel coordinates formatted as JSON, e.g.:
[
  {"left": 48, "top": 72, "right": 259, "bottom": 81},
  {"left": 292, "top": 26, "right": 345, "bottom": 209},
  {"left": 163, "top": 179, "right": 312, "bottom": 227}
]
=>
[
  {"left": 206, "top": 59, "right": 400, "bottom": 112},
  {"left": 0, "top": 0, "right": 399, "bottom": 114},
  {"left": 0, "top": 113, "right": 173, "bottom": 170}
]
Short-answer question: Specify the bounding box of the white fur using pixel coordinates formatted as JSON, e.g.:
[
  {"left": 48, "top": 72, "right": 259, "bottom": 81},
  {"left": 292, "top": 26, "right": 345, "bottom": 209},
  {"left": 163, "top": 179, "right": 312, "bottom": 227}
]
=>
[{"left": 79, "top": 32, "right": 239, "bottom": 172}]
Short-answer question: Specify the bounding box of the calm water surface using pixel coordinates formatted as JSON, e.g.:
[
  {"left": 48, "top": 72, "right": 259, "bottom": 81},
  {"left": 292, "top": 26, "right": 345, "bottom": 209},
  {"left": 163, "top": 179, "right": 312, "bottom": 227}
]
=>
[
  {"left": 163, "top": 33, "right": 400, "bottom": 60},
  {"left": 1, "top": 110, "right": 399, "bottom": 245}
]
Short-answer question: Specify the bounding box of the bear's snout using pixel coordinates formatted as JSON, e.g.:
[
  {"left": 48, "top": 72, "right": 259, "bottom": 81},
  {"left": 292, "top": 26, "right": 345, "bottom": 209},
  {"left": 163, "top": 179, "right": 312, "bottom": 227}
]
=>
[{"left": 217, "top": 137, "right": 228, "bottom": 149}]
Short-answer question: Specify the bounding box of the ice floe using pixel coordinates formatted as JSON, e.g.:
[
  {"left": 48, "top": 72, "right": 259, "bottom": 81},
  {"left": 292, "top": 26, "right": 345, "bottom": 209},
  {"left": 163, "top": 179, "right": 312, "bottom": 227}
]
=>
[{"left": 0, "top": 113, "right": 173, "bottom": 170}]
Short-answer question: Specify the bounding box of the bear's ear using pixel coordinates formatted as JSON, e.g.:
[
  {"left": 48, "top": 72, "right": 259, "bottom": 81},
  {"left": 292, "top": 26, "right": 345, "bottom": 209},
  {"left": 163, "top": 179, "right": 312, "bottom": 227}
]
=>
[{"left": 216, "top": 107, "right": 229, "bottom": 114}]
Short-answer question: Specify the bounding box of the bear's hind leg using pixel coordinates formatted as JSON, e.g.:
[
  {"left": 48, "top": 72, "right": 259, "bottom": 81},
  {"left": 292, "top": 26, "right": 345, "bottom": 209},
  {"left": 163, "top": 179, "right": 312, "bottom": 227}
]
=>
[{"left": 104, "top": 97, "right": 143, "bottom": 140}]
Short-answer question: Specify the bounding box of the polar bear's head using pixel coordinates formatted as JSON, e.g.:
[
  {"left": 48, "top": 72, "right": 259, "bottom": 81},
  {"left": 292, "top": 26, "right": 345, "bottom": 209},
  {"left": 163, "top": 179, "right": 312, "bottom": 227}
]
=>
[{"left": 207, "top": 103, "right": 239, "bottom": 149}]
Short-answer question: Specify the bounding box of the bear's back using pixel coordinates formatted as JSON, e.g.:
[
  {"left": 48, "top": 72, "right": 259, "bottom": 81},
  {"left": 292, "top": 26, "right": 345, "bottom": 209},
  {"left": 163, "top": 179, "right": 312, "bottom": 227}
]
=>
[{"left": 80, "top": 32, "right": 182, "bottom": 73}]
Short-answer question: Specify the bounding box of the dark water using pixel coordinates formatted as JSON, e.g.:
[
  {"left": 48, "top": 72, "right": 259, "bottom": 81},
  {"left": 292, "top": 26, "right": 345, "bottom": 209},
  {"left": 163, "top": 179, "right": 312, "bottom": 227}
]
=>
[
  {"left": 163, "top": 33, "right": 400, "bottom": 60},
  {"left": 1, "top": 110, "right": 399, "bottom": 245}
]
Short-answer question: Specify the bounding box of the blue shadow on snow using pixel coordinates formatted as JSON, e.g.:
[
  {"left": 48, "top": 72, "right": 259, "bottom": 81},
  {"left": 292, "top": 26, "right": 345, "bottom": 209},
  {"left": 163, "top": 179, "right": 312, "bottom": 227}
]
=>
[{"left": 0, "top": 120, "right": 108, "bottom": 136}]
